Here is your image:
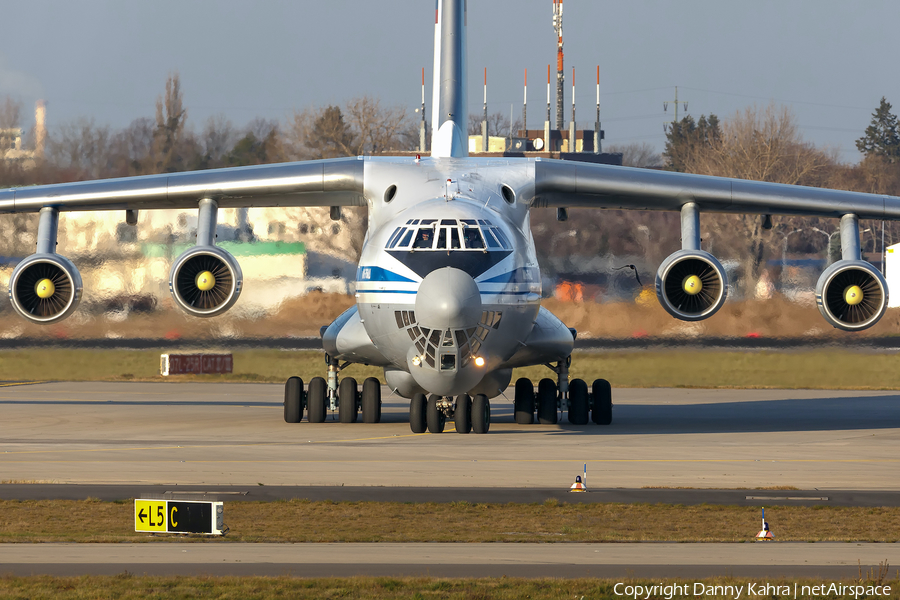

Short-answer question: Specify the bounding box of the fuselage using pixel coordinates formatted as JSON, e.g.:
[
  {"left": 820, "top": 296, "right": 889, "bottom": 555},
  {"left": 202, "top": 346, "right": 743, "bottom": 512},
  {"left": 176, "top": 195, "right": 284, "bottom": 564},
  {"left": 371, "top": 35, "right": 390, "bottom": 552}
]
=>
[{"left": 353, "top": 157, "right": 546, "bottom": 398}]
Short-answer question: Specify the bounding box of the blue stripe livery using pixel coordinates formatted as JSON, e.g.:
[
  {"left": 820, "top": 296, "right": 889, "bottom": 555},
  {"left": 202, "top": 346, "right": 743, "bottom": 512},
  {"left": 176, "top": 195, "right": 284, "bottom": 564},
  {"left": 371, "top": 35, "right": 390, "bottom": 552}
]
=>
[{"left": 356, "top": 266, "right": 416, "bottom": 283}]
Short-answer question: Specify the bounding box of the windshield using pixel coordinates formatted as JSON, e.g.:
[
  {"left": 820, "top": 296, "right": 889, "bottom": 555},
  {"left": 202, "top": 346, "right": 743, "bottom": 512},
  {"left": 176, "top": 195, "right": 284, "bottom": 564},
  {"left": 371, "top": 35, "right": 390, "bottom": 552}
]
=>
[{"left": 386, "top": 219, "right": 509, "bottom": 251}]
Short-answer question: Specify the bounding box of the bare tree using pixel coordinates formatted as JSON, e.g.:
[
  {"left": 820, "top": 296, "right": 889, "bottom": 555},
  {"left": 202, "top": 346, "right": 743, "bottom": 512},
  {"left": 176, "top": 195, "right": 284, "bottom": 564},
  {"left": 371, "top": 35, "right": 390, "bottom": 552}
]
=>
[
  {"left": 607, "top": 142, "right": 663, "bottom": 168},
  {"left": 286, "top": 105, "right": 356, "bottom": 160},
  {"left": 286, "top": 96, "right": 414, "bottom": 160},
  {"left": 684, "top": 103, "right": 835, "bottom": 185},
  {"left": 46, "top": 118, "right": 114, "bottom": 180},
  {"left": 151, "top": 73, "right": 188, "bottom": 173},
  {"left": 0, "top": 96, "right": 22, "bottom": 130},
  {"left": 344, "top": 97, "right": 414, "bottom": 154},
  {"left": 200, "top": 114, "right": 237, "bottom": 165},
  {"left": 468, "top": 112, "right": 523, "bottom": 139}
]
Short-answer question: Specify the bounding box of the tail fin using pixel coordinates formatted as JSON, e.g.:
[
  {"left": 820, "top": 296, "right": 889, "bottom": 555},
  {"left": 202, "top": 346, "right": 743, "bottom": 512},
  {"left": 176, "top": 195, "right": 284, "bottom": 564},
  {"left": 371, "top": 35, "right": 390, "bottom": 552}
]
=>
[{"left": 430, "top": 0, "right": 468, "bottom": 158}]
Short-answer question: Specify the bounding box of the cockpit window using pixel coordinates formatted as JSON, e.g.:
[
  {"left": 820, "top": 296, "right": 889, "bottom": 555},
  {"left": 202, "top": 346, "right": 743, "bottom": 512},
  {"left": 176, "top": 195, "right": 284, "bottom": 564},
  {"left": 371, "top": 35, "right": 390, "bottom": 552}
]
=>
[
  {"left": 387, "top": 218, "right": 510, "bottom": 251},
  {"left": 463, "top": 227, "right": 484, "bottom": 249},
  {"left": 491, "top": 227, "right": 511, "bottom": 248},
  {"left": 413, "top": 228, "right": 434, "bottom": 249},
  {"left": 482, "top": 227, "right": 500, "bottom": 248},
  {"left": 387, "top": 227, "right": 404, "bottom": 248}
]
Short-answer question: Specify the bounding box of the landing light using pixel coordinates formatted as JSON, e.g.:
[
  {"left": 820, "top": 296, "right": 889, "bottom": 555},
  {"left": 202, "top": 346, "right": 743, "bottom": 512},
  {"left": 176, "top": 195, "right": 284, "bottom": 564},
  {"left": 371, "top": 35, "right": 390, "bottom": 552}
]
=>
[
  {"left": 474, "top": 356, "right": 485, "bottom": 367},
  {"left": 412, "top": 355, "right": 422, "bottom": 367}
]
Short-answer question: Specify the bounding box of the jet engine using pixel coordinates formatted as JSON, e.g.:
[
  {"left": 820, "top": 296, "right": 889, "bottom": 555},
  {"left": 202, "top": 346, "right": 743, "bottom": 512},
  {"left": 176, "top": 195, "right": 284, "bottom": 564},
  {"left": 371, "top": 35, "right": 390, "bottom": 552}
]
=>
[
  {"left": 815, "top": 260, "right": 887, "bottom": 331},
  {"left": 655, "top": 249, "right": 727, "bottom": 321},
  {"left": 169, "top": 245, "right": 243, "bottom": 318},
  {"left": 9, "top": 253, "right": 83, "bottom": 324}
]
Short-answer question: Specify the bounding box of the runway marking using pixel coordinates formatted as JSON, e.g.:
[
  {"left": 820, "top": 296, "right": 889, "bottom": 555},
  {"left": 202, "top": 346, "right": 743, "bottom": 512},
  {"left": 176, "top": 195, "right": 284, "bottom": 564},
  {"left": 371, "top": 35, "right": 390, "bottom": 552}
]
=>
[{"left": 0, "top": 381, "right": 48, "bottom": 388}]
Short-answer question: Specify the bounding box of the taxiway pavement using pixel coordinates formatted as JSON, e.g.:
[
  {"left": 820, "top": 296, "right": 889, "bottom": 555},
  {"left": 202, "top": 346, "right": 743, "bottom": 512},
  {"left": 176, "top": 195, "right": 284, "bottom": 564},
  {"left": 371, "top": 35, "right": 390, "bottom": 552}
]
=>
[
  {"left": 1, "top": 542, "right": 896, "bottom": 578},
  {"left": 2, "top": 381, "right": 898, "bottom": 490}
]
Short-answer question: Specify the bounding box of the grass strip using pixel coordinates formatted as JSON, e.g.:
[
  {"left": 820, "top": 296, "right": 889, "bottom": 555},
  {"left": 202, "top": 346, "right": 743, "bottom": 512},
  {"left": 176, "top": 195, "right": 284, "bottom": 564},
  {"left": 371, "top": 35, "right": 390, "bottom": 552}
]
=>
[
  {"left": 3, "top": 349, "right": 900, "bottom": 389},
  {"left": 1, "top": 500, "right": 899, "bottom": 543},
  {"left": 1, "top": 575, "right": 898, "bottom": 600}
]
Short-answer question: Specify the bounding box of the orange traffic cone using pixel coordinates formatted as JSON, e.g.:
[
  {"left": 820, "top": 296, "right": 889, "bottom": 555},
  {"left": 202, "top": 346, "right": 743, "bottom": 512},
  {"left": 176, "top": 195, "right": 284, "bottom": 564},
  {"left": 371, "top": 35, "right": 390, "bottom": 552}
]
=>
[{"left": 569, "top": 475, "right": 586, "bottom": 492}]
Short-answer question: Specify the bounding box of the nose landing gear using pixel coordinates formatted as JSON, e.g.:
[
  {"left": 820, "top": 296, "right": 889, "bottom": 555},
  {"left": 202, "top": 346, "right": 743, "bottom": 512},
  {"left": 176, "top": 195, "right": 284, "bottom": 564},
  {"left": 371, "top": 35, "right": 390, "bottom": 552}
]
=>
[{"left": 409, "top": 393, "right": 491, "bottom": 434}]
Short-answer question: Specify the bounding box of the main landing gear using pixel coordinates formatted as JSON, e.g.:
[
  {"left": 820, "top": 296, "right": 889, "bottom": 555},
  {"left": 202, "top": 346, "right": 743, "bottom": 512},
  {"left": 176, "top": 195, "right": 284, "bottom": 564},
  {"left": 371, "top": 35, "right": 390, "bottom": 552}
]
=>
[
  {"left": 513, "top": 355, "right": 612, "bottom": 426},
  {"left": 283, "top": 354, "right": 382, "bottom": 424},
  {"left": 409, "top": 393, "right": 490, "bottom": 434}
]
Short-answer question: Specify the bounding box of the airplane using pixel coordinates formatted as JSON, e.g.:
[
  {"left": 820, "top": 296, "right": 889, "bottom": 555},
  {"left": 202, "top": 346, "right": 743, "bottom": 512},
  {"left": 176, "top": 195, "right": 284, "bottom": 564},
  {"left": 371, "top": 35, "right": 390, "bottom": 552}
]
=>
[{"left": 2, "top": 0, "right": 900, "bottom": 435}]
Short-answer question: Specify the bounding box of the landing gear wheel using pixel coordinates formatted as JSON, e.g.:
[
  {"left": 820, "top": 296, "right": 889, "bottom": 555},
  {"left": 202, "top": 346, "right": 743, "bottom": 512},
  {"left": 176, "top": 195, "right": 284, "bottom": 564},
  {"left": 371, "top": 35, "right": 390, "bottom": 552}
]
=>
[
  {"left": 537, "top": 378, "right": 558, "bottom": 425},
  {"left": 284, "top": 376, "right": 303, "bottom": 423},
  {"left": 339, "top": 377, "right": 358, "bottom": 423},
  {"left": 307, "top": 377, "right": 326, "bottom": 423},
  {"left": 472, "top": 394, "right": 490, "bottom": 433},
  {"left": 426, "top": 394, "right": 445, "bottom": 433},
  {"left": 454, "top": 394, "right": 472, "bottom": 434},
  {"left": 361, "top": 377, "right": 381, "bottom": 423},
  {"left": 591, "top": 378, "right": 613, "bottom": 425},
  {"left": 409, "top": 393, "right": 427, "bottom": 433},
  {"left": 514, "top": 378, "right": 535, "bottom": 424},
  {"left": 568, "top": 378, "right": 589, "bottom": 425}
]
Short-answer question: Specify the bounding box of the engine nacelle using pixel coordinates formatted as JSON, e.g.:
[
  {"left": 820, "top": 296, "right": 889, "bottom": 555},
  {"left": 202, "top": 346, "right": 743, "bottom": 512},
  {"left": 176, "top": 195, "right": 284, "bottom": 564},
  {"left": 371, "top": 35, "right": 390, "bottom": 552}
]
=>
[
  {"left": 9, "top": 253, "right": 83, "bottom": 324},
  {"left": 816, "top": 260, "right": 887, "bottom": 331},
  {"left": 169, "top": 246, "right": 243, "bottom": 317},
  {"left": 656, "top": 249, "right": 728, "bottom": 321}
]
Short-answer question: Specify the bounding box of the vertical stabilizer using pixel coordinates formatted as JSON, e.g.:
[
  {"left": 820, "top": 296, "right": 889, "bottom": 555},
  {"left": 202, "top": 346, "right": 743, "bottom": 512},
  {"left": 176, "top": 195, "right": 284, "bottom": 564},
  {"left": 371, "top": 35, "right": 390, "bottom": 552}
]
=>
[{"left": 430, "top": 0, "right": 468, "bottom": 158}]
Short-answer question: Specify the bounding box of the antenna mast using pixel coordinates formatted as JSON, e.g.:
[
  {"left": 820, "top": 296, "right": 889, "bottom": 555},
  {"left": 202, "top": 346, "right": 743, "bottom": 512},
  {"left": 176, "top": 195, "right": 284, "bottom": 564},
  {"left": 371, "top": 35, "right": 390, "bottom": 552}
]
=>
[
  {"left": 663, "top": 86, "right": 689, "bottom": 131},
  {"left": 553, "top": 0, "right": 564, "bottom": 131},
  {"left": 420, "top": 67, "right": 426, "bottom": 152}
]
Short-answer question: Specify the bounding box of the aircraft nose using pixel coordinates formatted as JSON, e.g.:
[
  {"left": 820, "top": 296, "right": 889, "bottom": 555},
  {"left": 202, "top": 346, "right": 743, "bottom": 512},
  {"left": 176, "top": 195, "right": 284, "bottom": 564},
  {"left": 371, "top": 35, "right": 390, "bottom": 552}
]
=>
[{"left": 415, "top": 267, "right": 482, "bottom": 330}]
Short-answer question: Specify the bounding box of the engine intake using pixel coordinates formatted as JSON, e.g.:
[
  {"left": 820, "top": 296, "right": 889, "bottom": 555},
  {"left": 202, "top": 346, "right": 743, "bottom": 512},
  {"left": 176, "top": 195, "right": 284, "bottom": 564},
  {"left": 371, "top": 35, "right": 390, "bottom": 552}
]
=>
[
  {"left": 656, "top": 249, "right": 727, "bottom": 321},
  {"left": 816, "top": 260, "right": 887, "bottom": 331},
  {"left": 9, "top": 254, "right": 83, "bottom": 324},
  {"left": 169, "top": 246, "right": 242, "bottom": 317}
]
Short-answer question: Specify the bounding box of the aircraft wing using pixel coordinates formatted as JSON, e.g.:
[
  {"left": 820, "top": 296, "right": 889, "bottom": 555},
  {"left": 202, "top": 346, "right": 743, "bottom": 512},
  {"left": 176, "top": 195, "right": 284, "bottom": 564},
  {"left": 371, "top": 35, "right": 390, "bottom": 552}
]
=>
[
  {"left": 0, "top": 157, "right": 365, "bottom": 213},
  {"left": 532, "top": 159, "right": 900, "bottom": 220}
]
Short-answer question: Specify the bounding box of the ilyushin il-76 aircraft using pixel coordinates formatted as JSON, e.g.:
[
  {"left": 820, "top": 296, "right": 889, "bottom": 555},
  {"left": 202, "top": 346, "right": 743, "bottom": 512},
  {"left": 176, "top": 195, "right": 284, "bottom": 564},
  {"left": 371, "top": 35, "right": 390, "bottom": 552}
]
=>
[{"left": 3, "top": 0, "right": 900, "bottom": 434}]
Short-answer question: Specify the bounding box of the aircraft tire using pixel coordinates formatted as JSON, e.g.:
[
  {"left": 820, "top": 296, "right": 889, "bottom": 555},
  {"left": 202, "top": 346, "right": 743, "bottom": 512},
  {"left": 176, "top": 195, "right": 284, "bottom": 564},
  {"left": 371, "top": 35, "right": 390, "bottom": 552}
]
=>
[
  {"left": 454, "top": 394, "right": 472, "bottom": 434},
  {"left": 426, "top": 394, "right": 445, "bottom": 433},
  {"left": 472, "top": 394, "right": 490, "bottom": 434},
  {"left": 284, "top": 376, "right": 303, "bottom": 423},
  {"left": 339, "top": 377, "right": 358, "bottom": 423},
  {"left": 537, "top": 378, "right": 558, "bottom": 425},
  {"left": 591, "top": 378, "right": 613, "bottom": 425},
  {"left": 307, "top": 377, "right": 327, "bottom": 423},
  {"left": 514, "top": 378, "right": 535, "bottom": 424},
  {"left": 568, "top": 378, "right": 590, "bottom": 425},
  {"left": 361, "top": 377, "right": 381, "bottom": 423},
  {"left": 410, "top": 393, "right": 427, "bottom": 433}
]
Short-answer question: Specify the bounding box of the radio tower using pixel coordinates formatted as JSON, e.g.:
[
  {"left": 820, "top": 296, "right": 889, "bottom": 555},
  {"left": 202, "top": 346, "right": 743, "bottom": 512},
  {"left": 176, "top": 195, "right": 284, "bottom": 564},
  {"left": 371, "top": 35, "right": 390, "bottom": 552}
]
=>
[{"left": 552, "top": 0, "right": 564, "bottom": 132}]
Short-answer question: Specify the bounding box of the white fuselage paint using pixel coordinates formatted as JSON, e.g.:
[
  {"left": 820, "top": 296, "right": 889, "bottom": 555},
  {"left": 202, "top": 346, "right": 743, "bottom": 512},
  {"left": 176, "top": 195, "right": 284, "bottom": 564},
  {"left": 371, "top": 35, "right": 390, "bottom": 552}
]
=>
[{"left": 332, "top": 156, "right": 566, "bottom": 398}]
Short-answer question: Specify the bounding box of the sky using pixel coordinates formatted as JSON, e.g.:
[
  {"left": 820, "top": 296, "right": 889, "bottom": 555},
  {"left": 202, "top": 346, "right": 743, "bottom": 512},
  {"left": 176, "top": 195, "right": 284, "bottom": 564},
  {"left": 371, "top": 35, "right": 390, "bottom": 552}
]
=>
[{"left": 3, "top": 0, "right": 899, "bottom": 162}]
